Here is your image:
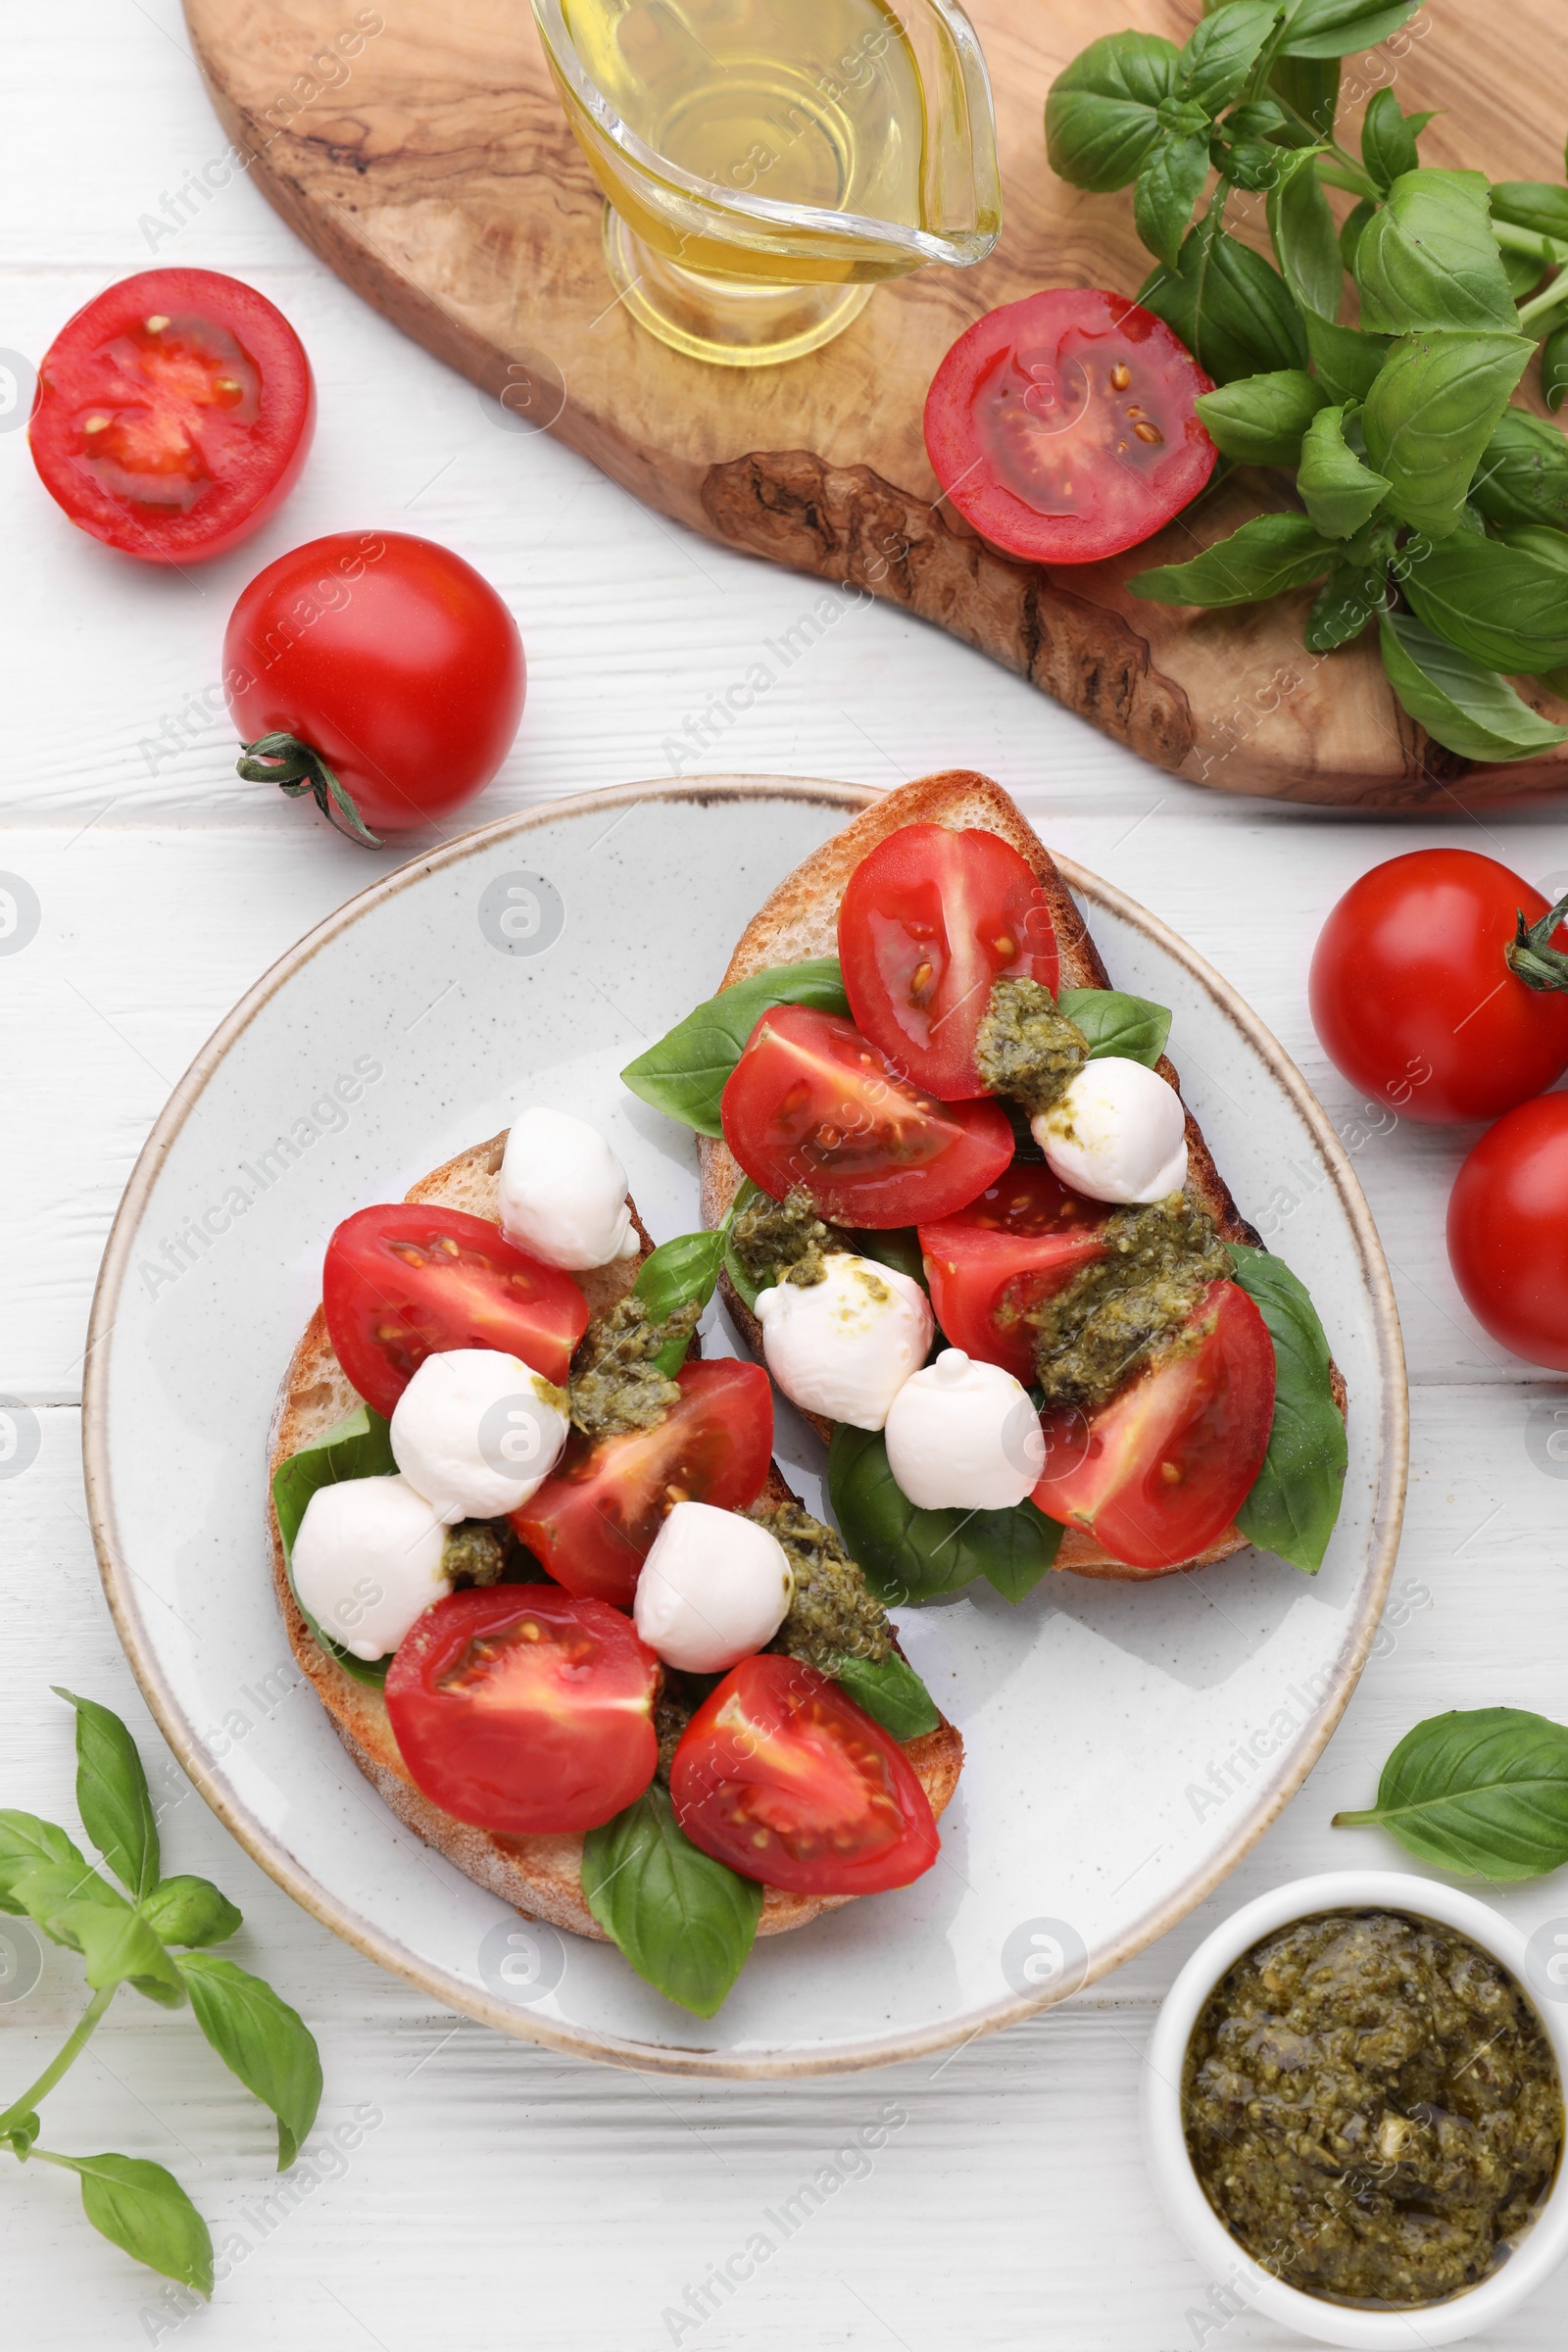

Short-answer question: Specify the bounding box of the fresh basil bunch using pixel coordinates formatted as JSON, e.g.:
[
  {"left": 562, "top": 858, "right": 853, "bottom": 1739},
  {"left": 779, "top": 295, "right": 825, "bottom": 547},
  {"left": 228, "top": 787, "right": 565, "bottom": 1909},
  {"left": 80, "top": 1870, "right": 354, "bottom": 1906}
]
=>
[
  {"left": 0, "top": 1692, "right": 321, "bottom": 2295},
  {"left": 1048, "top": 1, "right": 1568, "bottom": 763}
]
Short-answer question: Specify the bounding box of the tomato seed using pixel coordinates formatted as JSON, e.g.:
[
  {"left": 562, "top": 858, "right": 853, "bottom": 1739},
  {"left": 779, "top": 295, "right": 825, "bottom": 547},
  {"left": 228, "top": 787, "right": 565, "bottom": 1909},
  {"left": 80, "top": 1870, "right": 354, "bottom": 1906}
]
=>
[
  {"left": 1159, "top": 1460, "right": 1183, "bottom": 1485},
  {"left": 145, "top": 314, "right": 170, "bottom": 333},
  {"left": 1109, "top": 362, "right": 1130, "bottom": 390},
  {"left": 83, "top": 415, "right": 110, "bottom": 433},
  {"left": 1134, "top": 421, "right": 1163, "bottom": 445},
  {"left": 993, "top": 934, "right": 1016, "bottom": 959}
]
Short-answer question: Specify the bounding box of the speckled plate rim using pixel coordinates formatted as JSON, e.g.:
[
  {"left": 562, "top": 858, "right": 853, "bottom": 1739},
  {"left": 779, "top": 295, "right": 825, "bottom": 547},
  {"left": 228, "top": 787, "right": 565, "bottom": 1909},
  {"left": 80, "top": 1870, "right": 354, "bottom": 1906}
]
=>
[{"left": 82, "top": 777, "right": 1409, "bottom": 2079}]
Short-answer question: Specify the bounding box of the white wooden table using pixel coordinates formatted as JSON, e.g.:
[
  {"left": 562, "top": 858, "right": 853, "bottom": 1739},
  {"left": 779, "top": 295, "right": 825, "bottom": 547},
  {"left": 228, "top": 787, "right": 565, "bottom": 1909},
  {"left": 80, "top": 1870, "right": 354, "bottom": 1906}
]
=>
[{"left": 5, "top": 7, "right": 1567, "bottom": 2345}]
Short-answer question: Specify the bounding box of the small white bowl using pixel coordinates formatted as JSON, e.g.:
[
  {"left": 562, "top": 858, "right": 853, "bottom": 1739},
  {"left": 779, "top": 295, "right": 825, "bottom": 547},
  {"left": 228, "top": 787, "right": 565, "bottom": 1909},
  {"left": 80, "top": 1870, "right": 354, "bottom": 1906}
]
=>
[{"left": 1143, "top": 1871, "right": 1568, "bottom": 2348}]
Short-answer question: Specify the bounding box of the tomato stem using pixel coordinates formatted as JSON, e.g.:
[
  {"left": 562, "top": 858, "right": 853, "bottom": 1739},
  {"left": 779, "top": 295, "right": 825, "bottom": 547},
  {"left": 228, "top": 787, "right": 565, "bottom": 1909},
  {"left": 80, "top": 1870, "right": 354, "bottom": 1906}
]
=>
[
  {"left": 235, "top": 732, "right": 382, "bottom": 849},
  {"left": 1505, "top": 891, "right": 1568, "bottom": 992}
]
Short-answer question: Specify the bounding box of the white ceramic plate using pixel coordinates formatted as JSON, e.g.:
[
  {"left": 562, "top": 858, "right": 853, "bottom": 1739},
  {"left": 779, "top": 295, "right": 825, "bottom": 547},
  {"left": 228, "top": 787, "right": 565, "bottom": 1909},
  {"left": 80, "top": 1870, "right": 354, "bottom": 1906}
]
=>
[{"left": 84, "top": 780, "right": 1406, "bottom": 2077}]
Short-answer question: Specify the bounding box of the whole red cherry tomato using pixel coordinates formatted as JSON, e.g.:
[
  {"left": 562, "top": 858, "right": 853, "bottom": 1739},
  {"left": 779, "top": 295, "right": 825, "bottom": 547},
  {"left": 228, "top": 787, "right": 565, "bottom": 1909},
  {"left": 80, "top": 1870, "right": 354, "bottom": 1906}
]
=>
[
  {"left": 670, "top": 1655, "right": 939, "bottom": 1896},
  {"left": 28, "top": 269, "right": 314, "bottom": 564},
  {"left": 923, "top": 288, "right": 1216, "bottom": 565},
  {"left": 223, "top": 532, "right": 525, "bottom": 843},
  {"left": 838, "top": 824, "right": 1062, "bottom": 1100},
  {"left": 385, "top": 1587, "right": 658, "bottom": 1834},
  {"left": 1447, "top": 1094, "right": 1568, "bottom": 1370},
  {"left": 1309, "top": 850, "right": 1568, "bottom": 1123}
]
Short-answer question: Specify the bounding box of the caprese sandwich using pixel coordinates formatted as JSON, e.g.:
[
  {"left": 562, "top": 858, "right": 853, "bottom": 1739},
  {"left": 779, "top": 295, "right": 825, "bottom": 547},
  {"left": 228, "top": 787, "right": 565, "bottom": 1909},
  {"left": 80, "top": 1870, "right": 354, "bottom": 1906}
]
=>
[
  {"left": 267, "top": 1106, "right": 961, "bottom": 2020},
  {"left": 624, "top": 770, "right": 1348, "bottom": 1600}
]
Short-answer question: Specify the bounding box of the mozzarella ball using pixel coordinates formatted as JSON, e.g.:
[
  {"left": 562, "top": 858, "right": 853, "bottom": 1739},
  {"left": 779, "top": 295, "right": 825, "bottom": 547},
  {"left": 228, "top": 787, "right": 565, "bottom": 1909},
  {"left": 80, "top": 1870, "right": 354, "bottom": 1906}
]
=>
[
  {"left": 633, "top": 1501, "right": 793, "bottom": 1674},
  {"left": 291, "top": 1475, "right": 450, "bottom": 1661},
  {"left": 498, "top": 1105, "right": 639, "bottom": 1270},
  {"left": 1031, "top": 1056, "right": 1188, "bottom": 1205},
  {"left": 754, "top": 1252, "right": 934, "bottom": 1430},
  {"left": 885, "top": 1348, "right": 1045, "bottom": 1510},
  {"left": 389, "top": 1348, "right": 568, "bottom": 1523}
]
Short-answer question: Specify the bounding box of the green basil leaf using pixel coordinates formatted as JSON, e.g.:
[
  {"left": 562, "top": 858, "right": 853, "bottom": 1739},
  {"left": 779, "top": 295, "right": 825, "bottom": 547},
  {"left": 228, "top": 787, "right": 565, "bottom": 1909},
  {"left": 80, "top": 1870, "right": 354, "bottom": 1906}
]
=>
[
  {"left": 1044, "top": 32, "right": 1180, "bottom": 193},
  {"left": 634, "top": 1229, "right": 725, "bottom": 1370},
  {"left": 1179, "top": 0, "right": 1280, "bottom": 116},
  {"left": 1227, "top": 1245, "right": 1346, "bottom": 1574},
  {"left": 582, "top": 1783, "right": 761, "bottom": 2019},
  {"left": 1470, "top": 408, "right": 1568, "bottom": 530},
  {"left": 1338, "top": 196, "right": 1376, "bottom": 273},
  {"left": 50, "top": 1690, "right": 159, "bottom": 1902},
  {"left": 1362, "top": 330, "right": 1533, "bottom": 538},
  {"left": 721, "top": 1178, "right": 766, "bottom": 1313},
  {"left": 1500, "top": 240, "right": 1550, "bottom": 299},
  {"left": 271, "top": 1403, "right": 397, "bottom": 1689},
  {"left": 1334, "top": 1706, "right": 1568, "bottom": 1878},
  {"left": 1057, "top": 986, "right": 1172, "bottom": 1067},
  {"left": 1490, "top": 180, "right": 1568, "bottom": 244},
  {"left": 176, "top": 1953, "right": 323, "bottom": 2169},
  {"left": 138, "top": 1876, "right": 243, "bottom": 1950},
  {"left": 1135, "top": 131, "right": 1213, "bottom": 270},
  {"left": 0, "top": 1811, "right": 94, "bottom": 1916},
  {"left": 1354, "top": 169, "right": 1519, "bottom": 334},
  {"left": 1130, "top": 511, "right": 1339, "bottom": 606},
  {"left": 1401, "top": 533, "right": 1568, "bottom": 673},
  {"left": 1298, "top": 403, "right": 1392, "bottom": 538},
  {"left": 1195, "top": 368, "right": 1328, "bottom": 465},
  {"left": 829, "top": 1651, "right": 941, "bottom": 1740},
  {"left": 46, "top": 2154, "right": 213, "bottom": 2295},
  {"left": 1360, "top": 88, "right": 1432, "bottom": 192},
  {"left": 1303, "top": 308, "right": 1392, "bottom": 403},
  {"left": 5, "top": 1858, "right": 127, "bottom": 1944},
  {"left": 850, "top": 1225, "right": 929, "bottom": 1295},
  {"left": 1544, "top": 322, "right": 1568, "bottom": 415},
  {"left": 1275, "top": 0, "right": 1420, "bottom": 59},
  {"left": 3, "top": 2112, "right": 40, "bottom": 2158},
  {"left": 1497, "top": 523, "right": 1568, "bottom": 574},
  {"left": 1379, "top": 611, "right": 1568, "bottom": 761},
  {"left": 829, "top": 1423, "right": 1060, "bottom": 1606},
  {"left": 1268, "top": 148, "right": 1343, "bottom": 319},
  {"left": 1140, "top": 212, "right": 1307, "bottom": 383},
  {"left": 1304, "top": 558, "right": 1389, "bottom": 651},
  {"left": 1267, "top": 52, "right": 1340, "bottom": 142},
  {"left": 51, "top": 1901, "right": 186, "bottom": 2007},
  {"left": 621, "top": 957, "right": 849, "bottom": 1140}
]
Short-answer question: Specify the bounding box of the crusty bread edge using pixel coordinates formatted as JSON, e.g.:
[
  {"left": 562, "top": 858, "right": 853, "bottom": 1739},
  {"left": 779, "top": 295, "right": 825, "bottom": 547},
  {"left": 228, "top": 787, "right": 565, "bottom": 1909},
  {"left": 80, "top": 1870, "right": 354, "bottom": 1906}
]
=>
[
  {"left": 694, "top": 767, "right": 1346, "bottom": 1582},
  {"left": 267, "top": 1132, "right": 963, "bottom": 1942}
]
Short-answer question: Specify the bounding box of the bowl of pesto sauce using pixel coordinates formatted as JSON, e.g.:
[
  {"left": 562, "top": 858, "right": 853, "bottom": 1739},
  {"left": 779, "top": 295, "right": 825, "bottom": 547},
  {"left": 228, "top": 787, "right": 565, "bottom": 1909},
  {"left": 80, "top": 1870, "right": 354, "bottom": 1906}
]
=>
[{"left": 1144, "top": 1873, "right": 1568, "bottom": 2347}]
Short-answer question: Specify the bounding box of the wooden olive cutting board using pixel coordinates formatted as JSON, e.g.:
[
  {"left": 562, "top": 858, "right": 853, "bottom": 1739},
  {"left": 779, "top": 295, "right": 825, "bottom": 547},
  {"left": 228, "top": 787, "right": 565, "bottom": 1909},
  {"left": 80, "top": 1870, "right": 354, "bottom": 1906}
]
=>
[{"left": 184, "top": 0, "right": 1568, "bottom": 806}]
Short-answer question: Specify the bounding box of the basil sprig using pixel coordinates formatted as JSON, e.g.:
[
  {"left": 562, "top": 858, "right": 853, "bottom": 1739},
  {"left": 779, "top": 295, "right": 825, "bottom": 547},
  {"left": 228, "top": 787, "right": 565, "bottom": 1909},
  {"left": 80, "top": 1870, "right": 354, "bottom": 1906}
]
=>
[
  {"left": 1334, "top": 1707, "right": 1568, "bottom": 1878},
  {"left": 1226, "top": 1245, "right": 1347, "bottom": 1575},
  {"left": 830, "top": 1651, "right": 941, "bottom": 1740},
  {"left": 0, "top": 1692, "right": 321, "bottom": 2293},
  {"left": 1052, "top": 12, "right": 1568, "bottom": 763},
  {"left": 271, "top": 1403, "right": 398, "bottom": 1688},
  {"left": 621, "top": 956, "right": 849, "bottom": 1139},
  {"left": 582, "top": 1784, "right": 761, "bottom": 2017},
  {"left": 829, "top": 1424, "right": 1060, "bottom": 1606},
  {"left": 1058, "top": 985, "right": 1171, "bottom": 1067}
]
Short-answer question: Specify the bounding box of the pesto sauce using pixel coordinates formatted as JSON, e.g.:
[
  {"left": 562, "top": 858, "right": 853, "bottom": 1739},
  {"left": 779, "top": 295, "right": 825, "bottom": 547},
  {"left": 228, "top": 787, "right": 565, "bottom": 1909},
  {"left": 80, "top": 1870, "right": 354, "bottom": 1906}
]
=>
[
  {"left": 729, "top": 1185, "right": 843, "bottom": 1294},
  {"left": 440, "top": 1518, "right": 542, "bottom": 1587},
  {"left": 1028, "top": 1193, "right": 1230, "bottom": 1410},
  {"left": 568, "top": 1294, "right": 696, "bottom": 1439},
  {"left": 652, "top": 1666, "right": 721, "bottom": 1785},
  {"left": 975, "top": 976, "right": 1088, "bottom": 1117},
  {"left": 757, "top": 1499, "right": 892, "bottom": 1669},
  {"left": 1183, "top": 1910, "right": 1565, "bottom": 2309}
]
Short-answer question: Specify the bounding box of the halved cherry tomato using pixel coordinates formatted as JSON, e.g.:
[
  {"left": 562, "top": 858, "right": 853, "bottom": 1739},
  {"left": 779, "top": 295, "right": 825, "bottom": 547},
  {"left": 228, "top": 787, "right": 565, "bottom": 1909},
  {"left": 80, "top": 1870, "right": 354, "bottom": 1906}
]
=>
[
  {"left": 28, "top": 269, "right": 314, "bottom": 562},
  {"left": 923, "top": 288, "right": 1216, "bottom": 565},
  {"left": 1310, "top": 850, "right": 1568, "bottom": 1123},
  {"left": 385, "top": 1587, "right": 658, "bottom": 1834},
  {"left": 511, "top": 1360, "right": 773, "bottom": 1606},
  {"left": 720, "top": 1004, "right": 1013, "bottom": 1229},
  {"left": 1031, "top": 1280, "right": 1275, "bottom": 1574},
  {"left": 670, "top": 1654, "right": 939, "bottom": 1896},
  {"left": 322, "top": 1203, "right": 588, "bottom": 1415},
  {"left": 919, "top": 1163, "right": 1108, "bottom": 1383},
  {"left": 1447, "top": 1094, "right": 1568, "bottom": 1371},
  {"left": 838, "top": 824, "right": 1062, "bottom": 1100}
]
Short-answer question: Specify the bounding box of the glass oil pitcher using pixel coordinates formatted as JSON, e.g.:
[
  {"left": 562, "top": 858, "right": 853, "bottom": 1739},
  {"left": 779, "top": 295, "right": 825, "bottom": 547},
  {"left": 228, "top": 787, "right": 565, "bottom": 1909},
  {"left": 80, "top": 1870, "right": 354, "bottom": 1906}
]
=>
[{"left": 532, "top": 0, "right": 1002, "bottom": 368}]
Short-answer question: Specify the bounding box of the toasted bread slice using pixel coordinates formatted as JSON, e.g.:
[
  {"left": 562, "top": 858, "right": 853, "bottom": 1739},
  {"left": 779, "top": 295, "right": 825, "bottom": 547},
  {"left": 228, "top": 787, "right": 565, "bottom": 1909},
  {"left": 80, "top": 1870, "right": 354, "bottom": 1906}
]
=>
[
  {"left": 268, "top": 1129, "right": 963, "bottom": 1942},
  {"left": 696, "top": 768, "right": 1344, "bottom": 1581}
]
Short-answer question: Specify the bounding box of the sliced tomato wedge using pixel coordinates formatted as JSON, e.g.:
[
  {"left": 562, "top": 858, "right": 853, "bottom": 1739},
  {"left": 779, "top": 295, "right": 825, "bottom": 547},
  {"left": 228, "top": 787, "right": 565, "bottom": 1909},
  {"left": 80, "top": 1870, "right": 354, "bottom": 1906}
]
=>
[
  {"left": 1031, "top": 1279, "right": 1276, "bottom": 1574},
  {"left": 28, "top": 269, "right": 315, "bottom": 562},
  {"left": 670, "top": 1655, "right": 939, "bottom": 1896},
  {"left": 511, "top": 1360, "right": 773, "bottom": 1607},
  {"left": 838, "top": 824, "right": 1062, "bottom": 1099},
  {"left": 322, "top": 1203, "right": 589, "bottom": 1415},
  {"left": 384, "top": 1587, "right": 658, "bottom": 1834},
  {"left": 923, "top": 288, "right": 1216, "bottom": 565},
  {"left": 919, "top": 1163, "right": 1109, "bottom": 1382},
  {"left": 720, "top": 1004, "right": 1013, "bottom": 1229}
]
